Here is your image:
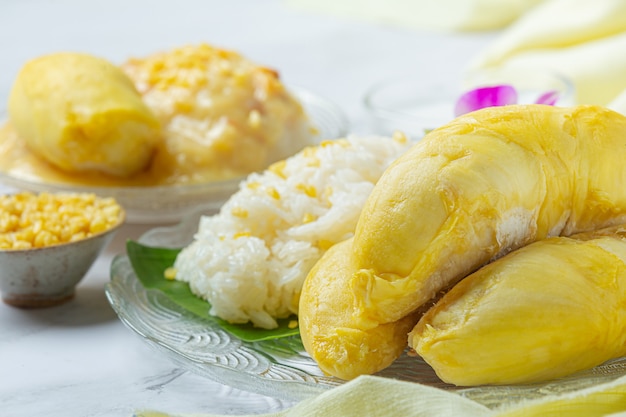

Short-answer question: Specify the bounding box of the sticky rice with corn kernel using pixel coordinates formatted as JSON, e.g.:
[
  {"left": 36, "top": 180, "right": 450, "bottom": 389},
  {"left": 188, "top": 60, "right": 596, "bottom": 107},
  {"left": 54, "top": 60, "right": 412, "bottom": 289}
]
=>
[
  {"left": 173, "top": 134, "right": 412, "bottom": 329},
  {"left": 121, "top": 43, "right": 316, "bottom": 185}
]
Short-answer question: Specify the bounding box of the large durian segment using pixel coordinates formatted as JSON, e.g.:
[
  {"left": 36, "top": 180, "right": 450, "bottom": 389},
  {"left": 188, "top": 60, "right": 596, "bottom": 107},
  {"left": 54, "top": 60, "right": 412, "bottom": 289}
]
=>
[{"left": 411, "top": 226, "right": 626, "bottom": 386}]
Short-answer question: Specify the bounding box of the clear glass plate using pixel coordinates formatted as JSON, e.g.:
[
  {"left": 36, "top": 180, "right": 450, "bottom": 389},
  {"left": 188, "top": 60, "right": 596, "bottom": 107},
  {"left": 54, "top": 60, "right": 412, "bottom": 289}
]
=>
[
  {"left": 0, "top": 88, "right": 349, "bottom": 224},
  {"left": 105, "top": 212, "right": 626, "bottom": 406}
]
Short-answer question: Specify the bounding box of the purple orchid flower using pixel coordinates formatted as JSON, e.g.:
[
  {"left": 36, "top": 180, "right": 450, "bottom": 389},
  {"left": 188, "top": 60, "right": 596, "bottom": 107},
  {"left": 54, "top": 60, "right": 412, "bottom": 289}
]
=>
[
  {"left": 454, "top": 85, "right": 518, "bottom": 117},
  {"left": 535, "top": 90, "right": 560, "bottom": 106},
  {"left": 454, "top": 85, "right": 560, "bottom": 117}
]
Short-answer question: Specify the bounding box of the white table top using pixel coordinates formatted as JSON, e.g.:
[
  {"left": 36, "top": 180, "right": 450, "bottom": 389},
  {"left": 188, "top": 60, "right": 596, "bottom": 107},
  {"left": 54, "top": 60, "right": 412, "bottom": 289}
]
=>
[{"left": 0, "top": 1, "right": 494, "bottom": 415}]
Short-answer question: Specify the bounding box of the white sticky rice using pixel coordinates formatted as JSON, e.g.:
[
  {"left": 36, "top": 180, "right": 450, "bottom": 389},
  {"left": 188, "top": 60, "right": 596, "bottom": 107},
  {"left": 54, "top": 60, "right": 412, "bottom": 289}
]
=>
[{"left": 173, "top": 134, "right": 413, "bottom": 328}]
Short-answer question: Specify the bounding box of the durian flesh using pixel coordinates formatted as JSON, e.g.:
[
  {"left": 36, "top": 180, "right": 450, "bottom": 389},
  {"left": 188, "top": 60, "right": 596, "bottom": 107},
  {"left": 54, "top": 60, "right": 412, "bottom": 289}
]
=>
[
  {"left": 8, "top": 52, "right": 160, "bottom": 178},
  {"left": 300, "top": 240, "right": 423, "bottom": 379},
  {"left": 350, "top": 104, "right": 626, "bottom": 328},
  {"left": 411, "top": 226, "right": 626, "bottom": 386},
  {"left": 299, "top": 104, "right": 626, "bottom": 380}
]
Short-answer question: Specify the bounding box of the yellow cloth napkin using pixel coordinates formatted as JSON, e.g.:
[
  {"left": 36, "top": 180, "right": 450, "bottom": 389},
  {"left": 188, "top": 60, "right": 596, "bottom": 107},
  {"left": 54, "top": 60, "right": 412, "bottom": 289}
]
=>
[
  {"left": 135, "top": 373, "right": 626, "bottom": 417},
  {"left": 285, "top": 0, "right": 544, "bottom": 32},
  {"left": 468, "top": 0, "right": 626, "bottom": 105},
  {"left": 609, "top": 89, "right": 626, "bottom": 115}
]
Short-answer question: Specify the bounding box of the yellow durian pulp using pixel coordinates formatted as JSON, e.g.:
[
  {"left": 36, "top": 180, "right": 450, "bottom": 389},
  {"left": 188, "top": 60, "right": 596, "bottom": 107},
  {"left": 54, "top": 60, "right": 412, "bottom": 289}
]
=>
[
  {"left": 350, "top": 104, "right": 626, "bottom": 328},
  {"left": 299, "top": 104, "right": 626, "bottom": 380},
  {"left": 411, "top": 226, "right": 626, "bottom": 386},
  {"left": 299, "top": 240, "right": 422, "bottom": 380},
  {"left": 8, "top": 52, "right": 160, "bottom": 177}
]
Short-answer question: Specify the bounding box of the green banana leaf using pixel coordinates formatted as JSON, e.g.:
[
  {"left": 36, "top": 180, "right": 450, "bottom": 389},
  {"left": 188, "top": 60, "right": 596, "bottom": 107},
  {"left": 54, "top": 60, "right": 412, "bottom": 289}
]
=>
[{"left": 126, "top": 240, "right": 300, "bottom": 342}]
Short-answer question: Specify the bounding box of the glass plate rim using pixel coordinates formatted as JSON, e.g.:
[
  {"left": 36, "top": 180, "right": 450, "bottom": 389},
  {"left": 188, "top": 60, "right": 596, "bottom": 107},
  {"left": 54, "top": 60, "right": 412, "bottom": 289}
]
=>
[{"left": 105, "top": 210, "right": 626, "bottom": 406}]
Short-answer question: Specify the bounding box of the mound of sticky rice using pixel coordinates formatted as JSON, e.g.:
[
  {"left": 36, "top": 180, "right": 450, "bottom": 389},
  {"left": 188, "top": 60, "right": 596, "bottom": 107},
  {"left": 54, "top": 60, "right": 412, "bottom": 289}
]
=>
[{"left": 173, "top": 133, "right": 413, "bottom": 329}]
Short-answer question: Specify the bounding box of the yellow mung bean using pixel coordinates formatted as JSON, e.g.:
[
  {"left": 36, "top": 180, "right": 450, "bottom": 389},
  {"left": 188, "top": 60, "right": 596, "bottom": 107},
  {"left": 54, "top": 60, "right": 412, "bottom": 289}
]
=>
[{"left": 0, "top": 192, "right": 122, "bottom": 250}]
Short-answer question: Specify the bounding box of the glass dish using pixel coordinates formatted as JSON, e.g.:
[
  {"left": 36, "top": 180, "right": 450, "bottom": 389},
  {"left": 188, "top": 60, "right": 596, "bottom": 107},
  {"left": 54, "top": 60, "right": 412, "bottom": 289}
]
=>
[
  {"left": 105, "top": 212, "right": 626, "bottom": 406},
  {"left": 363, "top": 69, "right": 575, "bottom": 140},
  {"left": 0, "top": 88, "right": 349, "bottom": 224}
]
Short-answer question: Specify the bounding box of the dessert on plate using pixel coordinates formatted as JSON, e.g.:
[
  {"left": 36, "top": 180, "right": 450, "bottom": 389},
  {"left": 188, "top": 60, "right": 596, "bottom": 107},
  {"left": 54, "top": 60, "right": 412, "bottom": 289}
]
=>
[
  {"left": 0, "top": 43, "right": 316, "bottom": 187},
  {"left": 297, "top": 104, "right": 626, "bottom": 384}
]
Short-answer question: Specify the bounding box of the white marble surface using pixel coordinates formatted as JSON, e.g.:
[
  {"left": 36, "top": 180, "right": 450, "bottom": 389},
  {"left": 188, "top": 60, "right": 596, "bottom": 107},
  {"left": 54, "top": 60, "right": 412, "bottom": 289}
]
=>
[{"left": 0, "top": 1, "right": 494, "bottom": 415}]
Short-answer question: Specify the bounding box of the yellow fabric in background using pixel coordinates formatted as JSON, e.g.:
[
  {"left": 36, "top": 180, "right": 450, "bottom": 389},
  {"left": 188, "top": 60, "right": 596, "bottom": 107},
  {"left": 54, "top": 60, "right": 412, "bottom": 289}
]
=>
[
  {"left": 609, "top": 90, "right": 626, "bottom": 115},
  {"left": 468, "top": 0, "right": 626, "bottom": 67},
  {"left": 469, "top": 0, "right": 626, "bottom": 106},
  {"left": 134, "top": 374, "right": 626, "bottom": 417},
  {"left": 285, "top": 0, "right": 544, "bottom": 32},
  {"left": 287, "top": 0, "right": 626, "bottom": 108}
]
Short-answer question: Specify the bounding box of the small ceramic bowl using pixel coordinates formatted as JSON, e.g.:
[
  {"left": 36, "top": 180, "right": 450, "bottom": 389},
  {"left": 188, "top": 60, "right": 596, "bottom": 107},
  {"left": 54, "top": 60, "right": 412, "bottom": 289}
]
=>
[
  {"left": 0, "top": 202, "right": 125, "bottom": 308},
  {"left": 363, "top": 69, "right": 575, "bottom": 139}
]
